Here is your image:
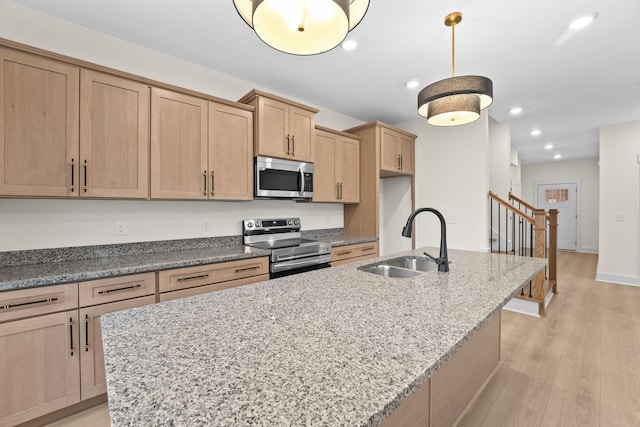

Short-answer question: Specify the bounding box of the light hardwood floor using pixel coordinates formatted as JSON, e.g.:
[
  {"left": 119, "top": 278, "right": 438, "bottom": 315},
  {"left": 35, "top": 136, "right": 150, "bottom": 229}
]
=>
[{"left": 44, "top": 251, "right": 639, "bottom": 427}]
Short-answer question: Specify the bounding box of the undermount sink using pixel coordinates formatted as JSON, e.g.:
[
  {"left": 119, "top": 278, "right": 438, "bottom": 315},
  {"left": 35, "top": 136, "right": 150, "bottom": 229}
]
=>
[{"left": 357, "top": 256, "right": 438, "bottom": 278}]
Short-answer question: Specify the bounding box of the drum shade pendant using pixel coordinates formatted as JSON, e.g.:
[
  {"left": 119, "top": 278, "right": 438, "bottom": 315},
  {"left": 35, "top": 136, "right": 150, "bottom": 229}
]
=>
[
  {"left": 418, "top": 12, "right": 493, "bottom": 126},
  {"left": 233, "top": 0, "right": 369, "bottom": 55}
]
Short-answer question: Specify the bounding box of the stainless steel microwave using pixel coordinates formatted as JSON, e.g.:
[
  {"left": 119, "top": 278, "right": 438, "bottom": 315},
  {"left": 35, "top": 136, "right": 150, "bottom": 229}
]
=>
[{"left": 254, "top": 156, "right": 314, "bottom": 199}]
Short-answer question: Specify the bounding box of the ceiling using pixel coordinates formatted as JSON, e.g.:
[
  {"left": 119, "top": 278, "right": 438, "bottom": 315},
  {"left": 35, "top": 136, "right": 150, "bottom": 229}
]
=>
[{"left": 10, "top": 0, "right": 640, "bottom": 164}]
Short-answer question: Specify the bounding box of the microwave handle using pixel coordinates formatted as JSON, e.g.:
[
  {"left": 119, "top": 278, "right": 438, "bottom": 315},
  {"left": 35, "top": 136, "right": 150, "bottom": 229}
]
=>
[{"left": 298, "top": 167, "right": 304, "bottom": 196}]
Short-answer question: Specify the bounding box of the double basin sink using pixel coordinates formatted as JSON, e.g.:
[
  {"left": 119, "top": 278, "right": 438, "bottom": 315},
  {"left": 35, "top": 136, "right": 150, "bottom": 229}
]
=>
[{"left": 358, "top": 255, "right": 438, "bottom": 278}]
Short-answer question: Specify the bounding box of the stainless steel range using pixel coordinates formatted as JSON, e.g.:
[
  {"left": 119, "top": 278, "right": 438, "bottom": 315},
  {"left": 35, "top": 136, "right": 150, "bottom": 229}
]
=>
[{"left": 242, "top": 218, "right": 331, "bottom": 278}]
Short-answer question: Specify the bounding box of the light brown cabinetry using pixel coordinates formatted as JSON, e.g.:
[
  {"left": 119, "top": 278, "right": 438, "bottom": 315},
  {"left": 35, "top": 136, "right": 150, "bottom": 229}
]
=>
[
  {"left": 0, "top": 48, "right": 79, "bottom": 198},
  {"left": 151, "top": 88, "right": 253, "bottom": 200},
  {"left": 0, "top": 272, "right": 155, "bottom": 426},
  {"left": 380, "top": 126, "right": 414, "bottom": 177},
  {"left": 314, "top": 127, "right": 360, "bottom": 203},
  {"left": 159, "top": 257, "right": 269, "bottom": 302},
  {"left": 80, "top": 70, "right": 150, "bottom": 198},
  {"left": 239, "top": 89, "right": 317, "bottom": 162},
  {"left": 331, "top": 241, "right": 378, "bottom": 266},
  {"left": 342, "top": 121, "right": 416, "bottom": 240}
]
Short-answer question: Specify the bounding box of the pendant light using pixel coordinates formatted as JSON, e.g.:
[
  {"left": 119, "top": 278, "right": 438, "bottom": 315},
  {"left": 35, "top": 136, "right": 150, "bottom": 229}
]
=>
[
  {"left": 233, "top": 0, "right": 369, "bottom": 55},
  {"left": 417, "top": 12, "right": 493, "bottom": 126}
]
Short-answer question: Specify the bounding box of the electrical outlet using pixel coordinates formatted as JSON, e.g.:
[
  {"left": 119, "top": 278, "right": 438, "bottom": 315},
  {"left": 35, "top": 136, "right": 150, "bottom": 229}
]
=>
[
  {"left": 114, "top": 221, "right": 127, "bottom": 236},
  {"left": 615, "top": 213, "right": 625, "bottom": 222},
  {"left": 202, "top": 220, "right": 212, "bottom": 232}
]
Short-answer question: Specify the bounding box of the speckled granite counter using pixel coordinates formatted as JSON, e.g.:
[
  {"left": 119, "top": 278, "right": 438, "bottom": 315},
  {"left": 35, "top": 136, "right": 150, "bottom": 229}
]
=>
[
  {"left": 101, "top": 248, "right": 546, "bottom": 426},
  {"left": 0, "top": 231, "right": 376, "bottom": 292}
]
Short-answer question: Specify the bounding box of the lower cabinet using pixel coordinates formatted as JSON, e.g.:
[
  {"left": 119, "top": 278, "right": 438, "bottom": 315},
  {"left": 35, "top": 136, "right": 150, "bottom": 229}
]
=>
[
  {"left": 159, "top": 257, "right": 269, "bottom": 302},
  {"left": 331, "top": 241, "right": 379, "bottom": 266}
]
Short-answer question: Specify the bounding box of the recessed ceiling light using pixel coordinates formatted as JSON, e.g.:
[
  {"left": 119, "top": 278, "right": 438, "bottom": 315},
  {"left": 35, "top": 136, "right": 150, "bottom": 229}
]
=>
[
  {"left": 569, "top": 12, "right": 599, "bottom": 30},
  {"left": 554, "top": 153, "right": 562, "bottom": 159},
  {"left": 405, "top": 80, "right": 420, "bottom": 89},
  {"left": 509, "top": 107, "right": 523, "bottom": 115},
  {"left": 531, "top": 129, "right": 542, "bottom": 136},
  {"left": 545, "top": 143, "right": 554, "bottom": 150},
  {"left": 341, "top": 39, "right": 358, "bottom": 51}
]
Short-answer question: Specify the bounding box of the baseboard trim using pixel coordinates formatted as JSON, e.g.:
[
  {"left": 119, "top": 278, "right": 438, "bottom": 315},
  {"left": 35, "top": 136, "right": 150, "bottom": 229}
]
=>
[
  {"left": 503, "top": 289, "right": 555, "bottom": 317},
  {"left": 596, "top": 272, "right": 640, "bottom": 287},
  {"left": 579, "top": 247, "right": 599, "bottom": 254}
]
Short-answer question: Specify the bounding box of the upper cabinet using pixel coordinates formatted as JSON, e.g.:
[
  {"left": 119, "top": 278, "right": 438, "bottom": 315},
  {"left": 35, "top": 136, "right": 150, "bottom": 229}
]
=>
[
  {"left": 314, "top": 127, "right": 360, "bottom": 203},
  {"left": 239, "top": 89, "right": 317, "bottom": 162},
  {"left": 151, "top": 88, "right": 253, "bottom": 201},
  {"left": 80, "top": 70, "right": 150, "bottom": 198},
  {"left": 0, "top": 48, "right": 79, "bottom": 197},
  {"left": 380, "top": 126, "right": 414, "bottom": 177}
]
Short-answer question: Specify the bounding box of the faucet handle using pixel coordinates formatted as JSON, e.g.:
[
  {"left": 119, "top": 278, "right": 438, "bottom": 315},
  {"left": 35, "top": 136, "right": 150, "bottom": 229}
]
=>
[{"left": 423, "top": 251, "right": 448, "bottom": 265}]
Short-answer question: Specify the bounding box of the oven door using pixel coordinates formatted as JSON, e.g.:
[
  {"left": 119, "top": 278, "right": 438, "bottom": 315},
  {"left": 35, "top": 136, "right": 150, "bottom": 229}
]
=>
[
  {"left": 270, "top": 254, "right": 332, "bottom": 278},
  {"left": 255, "top": 156, "right": 314, "bottom": 199}
]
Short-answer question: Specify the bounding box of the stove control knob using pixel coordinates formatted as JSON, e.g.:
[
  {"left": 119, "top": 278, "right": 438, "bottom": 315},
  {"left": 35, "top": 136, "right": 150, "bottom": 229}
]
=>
[
  {"left": 255, "top": 221, "right": 261, "bottom": 228},
  {"left": 294, "top": 219, "right": 299, "bottom": 226},
  {"left": 287, "top": 219, "right": 293, "bottom": 226},
  {"left": 246, "top": 221, "right": 254, "bottom": 229}
]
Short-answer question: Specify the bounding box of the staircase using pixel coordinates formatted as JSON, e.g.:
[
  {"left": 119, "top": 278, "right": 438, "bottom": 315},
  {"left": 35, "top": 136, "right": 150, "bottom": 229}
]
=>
[{"left": 489, "top": 191, "right": 558, "bottom": 316}]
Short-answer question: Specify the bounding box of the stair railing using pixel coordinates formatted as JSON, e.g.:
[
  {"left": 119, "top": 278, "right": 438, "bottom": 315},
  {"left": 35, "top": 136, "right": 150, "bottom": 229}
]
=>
[{"left": 488, "top": 191, "right": 558, "bottom": 315}]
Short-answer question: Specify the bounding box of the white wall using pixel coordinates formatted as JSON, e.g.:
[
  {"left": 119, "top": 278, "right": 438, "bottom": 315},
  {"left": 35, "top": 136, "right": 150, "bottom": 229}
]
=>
[
  {"left": 521, "top": 158, "right": 599, "bottom": 253},
  {"left": 597, "top": 121, "right": 640, "bottom": 285},
  {"left": 489, "top": 121, "right": 512, "bottom": 198},
  {"left": 397, "top": 112, "right": 490, "bottom": 252},
  {"left": 0, "top": 1, "right": 365, "bottom": 251},
  {"left": 379, "top": 176, "right": 413, "bottom": 256}
]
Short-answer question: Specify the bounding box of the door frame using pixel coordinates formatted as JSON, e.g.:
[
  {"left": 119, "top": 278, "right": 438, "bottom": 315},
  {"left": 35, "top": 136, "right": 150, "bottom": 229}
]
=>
[{"left": 533, "top": 178, "right": 582, "bottom": 251}]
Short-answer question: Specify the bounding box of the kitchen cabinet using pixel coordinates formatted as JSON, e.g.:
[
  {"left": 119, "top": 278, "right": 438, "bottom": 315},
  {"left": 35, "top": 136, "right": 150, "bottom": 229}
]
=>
[
  {"left": 314, "top": 127, "right": 360, "bottom": 203},
  {"left": 159, "top": 257, "right": 269, "bottom": 302},
  {"left": 380, "top": 126, "right": 414, "bottom": 177},
  {"left": 342, "top": 121, "right": 416, "bottom": 241},
  {"left": 331, "top": 241, "right": 378, "bottom": 266},
  {"left": 151, "top": 88, "right": 254, "bottom": 200},
  {"left": 0, "top": 48, "right": 79, "bottom": 198},
  {"left": 80, "top": 70, "right": 150, "bottom": 198},
  {"left": 239, "top": 89, "right": 317, "bottom": 162},
  {"left": 0, "top": 273, "right": 155, "bottom": 426}
]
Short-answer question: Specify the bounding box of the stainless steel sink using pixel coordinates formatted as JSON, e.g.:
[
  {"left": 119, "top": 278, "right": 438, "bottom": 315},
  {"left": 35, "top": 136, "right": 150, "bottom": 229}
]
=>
[
  {"left": 358, "top": 264, "right": 422, "bottom": 278},
  {"left": 382, "top": 256, "right": 438, "bottom": 272},
  {"left": 357, "top": 256, "right": 438, "bottom": 278}
]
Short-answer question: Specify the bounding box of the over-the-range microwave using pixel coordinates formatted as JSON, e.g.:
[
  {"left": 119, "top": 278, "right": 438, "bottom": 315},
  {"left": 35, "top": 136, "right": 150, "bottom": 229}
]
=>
[{"left": 254, "top": 156, "right": 314, "bottom": 200}]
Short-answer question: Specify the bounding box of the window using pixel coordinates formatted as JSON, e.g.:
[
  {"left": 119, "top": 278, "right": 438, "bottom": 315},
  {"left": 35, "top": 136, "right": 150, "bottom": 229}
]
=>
[{"left": 545, "top": 188, "right": 569, "bottom": 203}]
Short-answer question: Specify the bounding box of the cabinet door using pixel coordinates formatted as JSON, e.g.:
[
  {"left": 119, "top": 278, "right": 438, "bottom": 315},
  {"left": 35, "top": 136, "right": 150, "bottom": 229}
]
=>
[
  {"left": 80, "top": 70, "right": 150, "bottom": 199},
  {"left": 399, "top": 134, "right": 414, "bottom": 175},
  {"left": 380, "top": 127, "right": 400, "bottom": 173},
  {"left": 209, "top": 102, "right": 253, "bottom": 200},
  {"left": 313, "top": 130, "right": 337, "bottom": 202},
  {"left": 288, "top": 106, "right": 315, "bottom": 162},
  {"left": 0, "top": 49, "right": 79, "bottom": 197},
  {"left": 255, "top": 96, "right": 289, "bottom": 159},
  {"left": 151, "top": 88, "right": 208, "bottom": 199},
  {"left": 336, "top": 136, "right": 360, "bottom": 203},
  {"left": 0, "top": 310, "right": 80, "bottom": 426},
  {"left": 79, "top": 296, "right": 155, "bottom": 400}
]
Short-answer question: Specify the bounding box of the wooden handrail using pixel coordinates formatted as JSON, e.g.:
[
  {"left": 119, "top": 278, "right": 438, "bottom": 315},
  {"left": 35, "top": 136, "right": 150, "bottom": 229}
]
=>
[
  {"left": 489, "top": 191, "right": 534, "bottom": 224},
  {"left": 508, "top": 192, "right": 536, "bottom": 212}
]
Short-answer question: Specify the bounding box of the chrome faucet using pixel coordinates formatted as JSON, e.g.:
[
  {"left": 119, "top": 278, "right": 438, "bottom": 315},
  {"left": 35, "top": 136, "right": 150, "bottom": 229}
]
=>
[{"left": 401, "top": 208, "right": 450, "bottom": 272}]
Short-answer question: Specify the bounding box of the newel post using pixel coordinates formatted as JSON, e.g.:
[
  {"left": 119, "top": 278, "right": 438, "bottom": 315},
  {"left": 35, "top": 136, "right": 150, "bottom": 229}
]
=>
[
  {"left": 547, "top": 209, "right": 559, "bottom": 294},
  {"left": 532, "top": 209, "right": 547, "bottom": 307}
]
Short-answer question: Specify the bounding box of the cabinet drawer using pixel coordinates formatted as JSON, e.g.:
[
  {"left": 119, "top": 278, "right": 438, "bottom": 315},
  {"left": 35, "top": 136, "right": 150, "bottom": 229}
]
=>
[
  {"left": 79, "top": 272, "right": 156, "bottom": 307},
  {"left": 159, "top": 257, "right": 269, "bottom": 293},
  {"left": 159, "top": 273, "right": 269, "bottom": 302},
  {"left": 0, "top": 283, "right": 78, "bottom": 323},
  {"left": 331, "top": 242, "right": 379, "bottom": 266}
]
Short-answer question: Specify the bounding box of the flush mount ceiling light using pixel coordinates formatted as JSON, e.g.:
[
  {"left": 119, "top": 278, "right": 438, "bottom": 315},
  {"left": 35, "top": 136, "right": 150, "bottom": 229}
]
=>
[
  {"left": 417, "top": 12, "right": 493, "bottom": 126},
  {"left": 233, "top": 0, "right": 369, "bottom": 55}
]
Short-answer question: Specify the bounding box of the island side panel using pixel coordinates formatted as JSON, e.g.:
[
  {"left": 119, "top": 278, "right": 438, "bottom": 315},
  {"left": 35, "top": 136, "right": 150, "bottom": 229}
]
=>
[
  {"left": 430, "top": 312, "right": 501, "bottom": 427},
  {"left": 379, "top": 378, "right": 430, "bottom": 427}
]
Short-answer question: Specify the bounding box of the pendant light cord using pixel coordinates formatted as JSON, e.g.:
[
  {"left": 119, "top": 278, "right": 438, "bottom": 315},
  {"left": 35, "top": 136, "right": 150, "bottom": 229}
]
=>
[{"left": 451, "top": 21, "right": 455, "bottom": 77}]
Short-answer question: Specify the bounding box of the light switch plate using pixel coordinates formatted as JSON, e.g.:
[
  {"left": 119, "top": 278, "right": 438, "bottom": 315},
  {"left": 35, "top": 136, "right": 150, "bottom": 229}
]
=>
[
  {"left": 615, "top": 213, "right": 624, "bottom": 222},
  {"left": 114, "top": 221, "right": 127, "bottom": 236}
]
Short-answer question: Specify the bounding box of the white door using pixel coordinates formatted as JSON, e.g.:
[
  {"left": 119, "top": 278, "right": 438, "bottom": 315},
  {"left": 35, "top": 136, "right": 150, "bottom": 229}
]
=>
[{"left": 537, "top": 182, "right": 577, "bottom": 250}]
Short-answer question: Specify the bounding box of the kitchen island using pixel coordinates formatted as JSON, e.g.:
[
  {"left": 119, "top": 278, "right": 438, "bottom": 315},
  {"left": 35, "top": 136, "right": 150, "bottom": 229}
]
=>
[{"left": 101, "top": 248, "right": 546, "bottom": 426}]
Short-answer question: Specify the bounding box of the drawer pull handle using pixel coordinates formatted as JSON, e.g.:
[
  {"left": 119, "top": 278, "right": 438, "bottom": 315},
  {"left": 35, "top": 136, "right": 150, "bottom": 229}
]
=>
[
  {"left": 1, "top": 296, "right": 59, "bottom": 311},
  {"left": 177, "top": 274, "right": 209, "bottom": 282},
  {"left": 69, "top": 317, "right": 75, "bottom": 356},
  {"left": 97, "top": 283, "right": 142, "bottom": 295},
  {"left": 235, "top": 266, "right": 260, "bottom": 273},
  {"left": 337, "top": 250, "right": 352, "bottom": 256},
  {"left": 362, "top": 246, "right": 375, "bottom": 252},
  {"left": 84, "top": 314, "right": 90, "bottom": 352}
]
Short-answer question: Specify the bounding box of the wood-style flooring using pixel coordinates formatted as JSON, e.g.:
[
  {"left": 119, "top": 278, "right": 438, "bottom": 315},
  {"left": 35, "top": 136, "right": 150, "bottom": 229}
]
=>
[{"left": 43, "top": 251, "right": 639, "bottom": 427}]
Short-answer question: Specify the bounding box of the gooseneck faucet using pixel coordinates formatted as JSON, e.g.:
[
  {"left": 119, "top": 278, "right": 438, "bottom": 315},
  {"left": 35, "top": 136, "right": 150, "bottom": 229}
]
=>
[{"left": 401, "top": 208, "right": 450, "bottom": 272}]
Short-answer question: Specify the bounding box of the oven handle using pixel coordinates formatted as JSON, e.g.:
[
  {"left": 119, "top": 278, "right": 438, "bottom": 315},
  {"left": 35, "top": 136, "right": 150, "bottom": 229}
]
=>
[
  {"left": 298, "top": 167, "right": 304, "bottom": 196},
  {"left": 271, "top": 255, "right": 332, "bottom": 273},
  {"left": 274, "top": 251, "right": 328, "bottom": 262}
]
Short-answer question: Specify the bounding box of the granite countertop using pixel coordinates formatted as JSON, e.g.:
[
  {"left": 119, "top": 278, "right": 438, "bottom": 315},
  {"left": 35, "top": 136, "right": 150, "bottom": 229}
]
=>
[
  {"left": 0, "top": 232, "right": 376, "bottom": 292},
  {"left": 101, "top": 248, "right": 547, "bottom": 427}
]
